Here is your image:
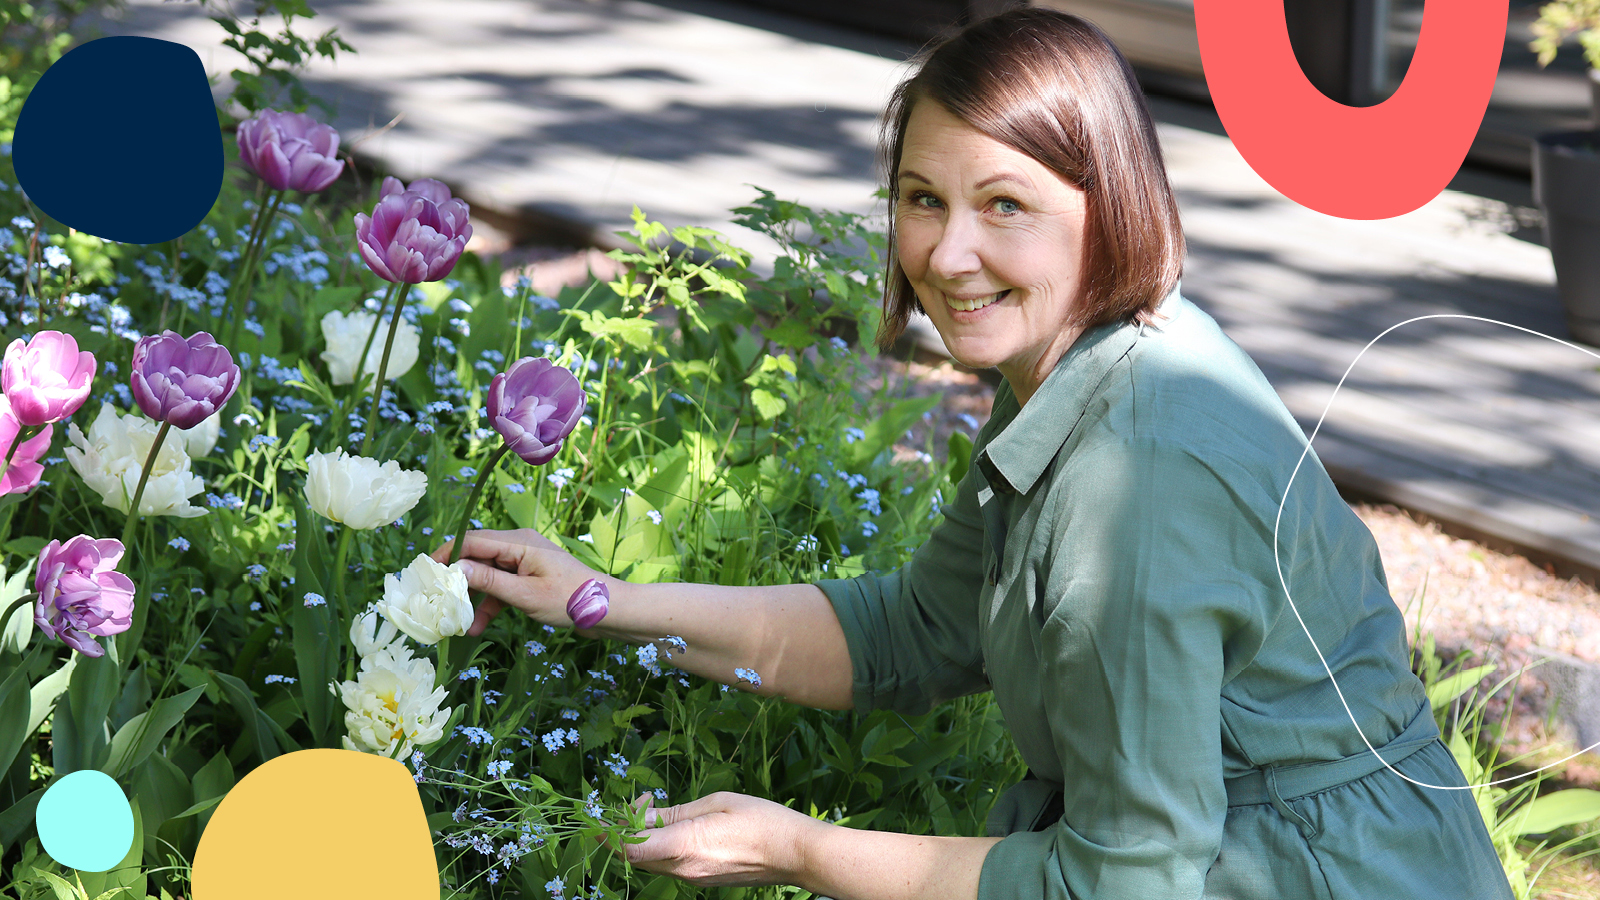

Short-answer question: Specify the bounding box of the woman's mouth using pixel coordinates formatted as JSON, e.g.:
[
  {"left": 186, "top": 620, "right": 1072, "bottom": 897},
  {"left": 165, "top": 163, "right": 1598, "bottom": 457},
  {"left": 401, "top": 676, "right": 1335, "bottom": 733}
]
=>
[{"left": 945, "top": 289, "right": 1010, "bottom": 313}]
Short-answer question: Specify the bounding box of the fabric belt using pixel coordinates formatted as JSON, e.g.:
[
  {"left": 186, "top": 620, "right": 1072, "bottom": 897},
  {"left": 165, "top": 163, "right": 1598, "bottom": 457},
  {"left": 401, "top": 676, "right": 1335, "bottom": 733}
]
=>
[
  {"left": 1020, "top": 701, "right": 1441, "bottom": 840},
  {"left": 1221, "top": 700, "right": 1441, "bottom": 839}
]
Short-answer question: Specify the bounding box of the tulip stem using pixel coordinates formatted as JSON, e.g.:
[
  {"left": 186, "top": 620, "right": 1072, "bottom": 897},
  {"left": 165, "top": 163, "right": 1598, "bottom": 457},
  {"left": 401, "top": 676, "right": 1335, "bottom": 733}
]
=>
[
  {"left": 0, "top": 423, "right": 42, "bottom": 486},
  {"left": 449, "top": 444, "right": 511, "bottom": 567},
  {"left": 0, "top": 591, "right": 39, "bottom": 633},
  {"left": 358, "top": 281, "right": 412, "bottom": 458},
  {"left": 333, "top": 524, "right": 355, "bottom": 615},
  {"left": 354, "top": 281, "right": 404, "bottom": 403},
  {"left": 225, "top": 188, "right": 286, "bottom": 348},
  {"left": 120, "top": 421, "right": 172, "bottom": 552}
]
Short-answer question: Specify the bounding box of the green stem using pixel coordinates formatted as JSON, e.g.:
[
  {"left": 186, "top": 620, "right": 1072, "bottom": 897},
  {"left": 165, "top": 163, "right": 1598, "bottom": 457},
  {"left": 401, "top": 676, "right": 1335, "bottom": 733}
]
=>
[
  {"left": 332, "top": 525, "right": 355, "bottom": 616},
  {"left": 449, "top": 444, "right": 512, "bottom": 566},
  {"left": 358, "top": 281, "right": 412, "bottom": 457},
  {"left": 119, "top": 421, "right": 172, "bottom": 551},
  {"left": 435, "top": 635, "right": 452, "bottom": 689},
  {"left": 0, "top": 591, "right": 38, "bottom": 632},
  {"left": 355, "top": 281, "right": 404, "bottom": 394},
  {"left": 226, "top": 189, "right": 287, "bottom": 347}
]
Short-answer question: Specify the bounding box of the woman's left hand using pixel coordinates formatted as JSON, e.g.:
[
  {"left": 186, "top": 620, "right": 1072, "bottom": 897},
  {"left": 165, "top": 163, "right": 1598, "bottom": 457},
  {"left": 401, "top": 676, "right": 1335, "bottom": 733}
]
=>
[{"left": 597, "top": 791, "right": 818, "bottom": 887}]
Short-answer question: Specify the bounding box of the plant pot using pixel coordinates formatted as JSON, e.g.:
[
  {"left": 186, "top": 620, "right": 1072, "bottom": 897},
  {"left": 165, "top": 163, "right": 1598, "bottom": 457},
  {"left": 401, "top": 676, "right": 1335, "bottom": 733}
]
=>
[{"left": 1532, "top": 130, "right": 1600, "bottom": 346}]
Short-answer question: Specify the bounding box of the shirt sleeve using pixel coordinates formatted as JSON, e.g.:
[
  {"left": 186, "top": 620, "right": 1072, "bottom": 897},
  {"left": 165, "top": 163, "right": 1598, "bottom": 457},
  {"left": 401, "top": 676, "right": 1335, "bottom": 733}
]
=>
[
  {"left": 978, "top": 436, "right": 1272, "bottom": 900},
  {"left": 811, "top": 445, "right": 992, "bottom": 716}
]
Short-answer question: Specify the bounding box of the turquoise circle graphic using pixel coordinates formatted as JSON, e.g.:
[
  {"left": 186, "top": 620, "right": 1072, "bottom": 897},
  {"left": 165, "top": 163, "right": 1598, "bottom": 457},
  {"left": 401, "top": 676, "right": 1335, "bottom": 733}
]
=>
[{"left": 35, "top": 770, "right": 134, "bottom": 872}]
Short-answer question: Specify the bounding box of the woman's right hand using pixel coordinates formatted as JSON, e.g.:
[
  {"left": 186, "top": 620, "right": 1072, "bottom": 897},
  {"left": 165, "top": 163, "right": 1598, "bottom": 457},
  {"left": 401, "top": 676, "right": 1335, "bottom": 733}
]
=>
[{"left": 430, "top": 528, "right": 609, "bottom": 637}]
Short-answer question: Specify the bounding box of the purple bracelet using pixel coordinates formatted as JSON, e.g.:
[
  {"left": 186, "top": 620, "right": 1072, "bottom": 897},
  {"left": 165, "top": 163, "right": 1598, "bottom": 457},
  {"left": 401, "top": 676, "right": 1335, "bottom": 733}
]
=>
[{"left": 567, "top": 578, "right": 609, "bottom": 629}]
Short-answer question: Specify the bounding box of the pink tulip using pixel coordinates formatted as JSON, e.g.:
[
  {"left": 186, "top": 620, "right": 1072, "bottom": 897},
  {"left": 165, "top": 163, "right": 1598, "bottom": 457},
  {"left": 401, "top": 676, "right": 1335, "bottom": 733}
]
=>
[
  {"left": 353, "top": 177, "right": 473, "bottom": 284},
  {"left": 236, "top": 110, "right": 346, "bottom": 193},
  {"left": 567, "top": 578, "right": 609, "bottom": 629},
  {"left": 33, "top": 535, "right": 136, "bottom": 657},
  {"left": 2, "top": 330, "right": 96, "bottom": 426},
  {"left": 0, "top": 395, "right": 52, "bottom": 495}
]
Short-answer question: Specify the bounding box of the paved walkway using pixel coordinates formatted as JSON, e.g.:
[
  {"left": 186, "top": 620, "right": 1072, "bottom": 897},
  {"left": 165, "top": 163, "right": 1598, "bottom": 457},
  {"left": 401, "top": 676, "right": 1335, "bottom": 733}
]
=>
[{"left": 81, "top": 0, "right": 1600, "bottom": 580}]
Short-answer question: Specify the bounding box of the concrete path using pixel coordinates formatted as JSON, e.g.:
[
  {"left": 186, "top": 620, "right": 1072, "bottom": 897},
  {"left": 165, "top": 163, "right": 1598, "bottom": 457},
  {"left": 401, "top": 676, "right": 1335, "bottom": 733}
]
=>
[{"left": 78, "top": 0, "right": 1600, "bottom": 583}]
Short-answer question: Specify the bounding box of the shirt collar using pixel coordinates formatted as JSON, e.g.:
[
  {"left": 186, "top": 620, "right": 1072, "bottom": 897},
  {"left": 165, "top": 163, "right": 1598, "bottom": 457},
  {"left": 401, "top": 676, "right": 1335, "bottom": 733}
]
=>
[{"left": 976, "top": 285, "right": 1182, "bottom": 497}]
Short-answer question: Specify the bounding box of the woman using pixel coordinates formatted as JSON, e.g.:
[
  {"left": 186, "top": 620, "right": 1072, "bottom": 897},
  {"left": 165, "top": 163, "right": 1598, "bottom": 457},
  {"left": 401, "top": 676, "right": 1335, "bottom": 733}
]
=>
[{"left": 435, "top": 9, "right": 1513, "bottom": 899}]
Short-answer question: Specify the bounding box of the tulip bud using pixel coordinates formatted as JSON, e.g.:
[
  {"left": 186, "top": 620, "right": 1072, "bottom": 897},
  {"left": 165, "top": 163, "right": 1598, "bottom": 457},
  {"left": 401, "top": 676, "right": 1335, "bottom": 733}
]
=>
[
  {"left": 1, "top": 330, "right": 96, "bottom": 426},
  {"left": 567, "top": 578, "right": 609, "bottom": 629},
  {"left": 129, "top": 331, "right": 241, "bottom": 431}
]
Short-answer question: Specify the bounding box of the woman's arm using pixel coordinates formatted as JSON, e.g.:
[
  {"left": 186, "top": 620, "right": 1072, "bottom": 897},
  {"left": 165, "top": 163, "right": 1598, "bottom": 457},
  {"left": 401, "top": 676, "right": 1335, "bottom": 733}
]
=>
[
  {"left": 795, "top": 822, "right": 1003, "bottom": 900},
  {"left": 592, "top": 580, "right": 857, "bottom": 712},
  {"left": 436, "top": 530, "right": 856, "bottom": 711}
]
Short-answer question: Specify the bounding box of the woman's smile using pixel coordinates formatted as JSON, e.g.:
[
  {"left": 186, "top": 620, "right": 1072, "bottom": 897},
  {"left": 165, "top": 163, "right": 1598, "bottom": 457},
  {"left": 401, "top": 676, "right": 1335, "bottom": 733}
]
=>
[{"left": 893, "top": 100, "right": 1090, "bottom": 405}]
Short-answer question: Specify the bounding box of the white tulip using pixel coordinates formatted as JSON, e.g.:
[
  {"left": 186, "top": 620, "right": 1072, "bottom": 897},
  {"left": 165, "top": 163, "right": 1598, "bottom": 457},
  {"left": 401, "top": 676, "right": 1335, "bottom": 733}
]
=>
[
  {"left": 350, "top": 605, "right": 404, "bottom": 658},
  {"left": 180, "top": 409, "right": 223, "bottom": 458},
  {"left": 378, "top": 552, "right": 473, "bottom": 646},
  {"left": 304, "top": 447, "right": 427, "bottom": 530},
  {"left": 320, "top": 310, "right": 420, "bottom": 386},
  {"left": 335, "top": 647, "right": 449, "bottom": 760},
  {"left": 64, "top": 402, "right": 207, "bottom": 517}
]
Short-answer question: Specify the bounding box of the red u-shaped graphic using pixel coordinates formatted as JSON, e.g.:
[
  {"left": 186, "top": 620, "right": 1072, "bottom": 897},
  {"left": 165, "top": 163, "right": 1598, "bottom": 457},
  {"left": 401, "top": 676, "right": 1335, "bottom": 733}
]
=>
[{"left": 1194, "top": 0, "right": 1508, "bottom": 220}]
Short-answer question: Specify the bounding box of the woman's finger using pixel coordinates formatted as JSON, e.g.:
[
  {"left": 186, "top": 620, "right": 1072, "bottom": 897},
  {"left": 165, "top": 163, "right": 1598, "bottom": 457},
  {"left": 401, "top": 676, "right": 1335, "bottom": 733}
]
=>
[
  {"left": 464, "top": 591, "right": 505, "bottom": 637},
  {"left": 431, "top": 530, "right": 538, "bottom": 573}
]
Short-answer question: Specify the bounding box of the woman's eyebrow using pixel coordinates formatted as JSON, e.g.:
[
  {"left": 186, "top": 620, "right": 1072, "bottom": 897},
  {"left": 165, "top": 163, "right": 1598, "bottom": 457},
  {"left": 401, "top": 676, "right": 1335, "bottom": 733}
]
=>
[{"left": 896, "top": 170, "right": 1033, "bottom": 191}]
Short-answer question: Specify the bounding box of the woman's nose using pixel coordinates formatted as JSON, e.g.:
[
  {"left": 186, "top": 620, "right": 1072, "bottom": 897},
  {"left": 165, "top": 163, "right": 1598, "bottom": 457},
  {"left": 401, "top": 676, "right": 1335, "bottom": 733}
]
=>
[{"left": 927, "top": 213, "right": 982, "bottom": 280}]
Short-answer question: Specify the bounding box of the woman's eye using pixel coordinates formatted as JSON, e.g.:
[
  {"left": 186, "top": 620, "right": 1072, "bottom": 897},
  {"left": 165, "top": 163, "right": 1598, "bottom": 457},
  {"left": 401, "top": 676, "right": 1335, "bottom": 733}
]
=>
[
  {"left": 994, "top": 198, "right": 1021, "bottom": 214},
  {"left": 910, "top": 192, "right": 941, "bottom": 209}
]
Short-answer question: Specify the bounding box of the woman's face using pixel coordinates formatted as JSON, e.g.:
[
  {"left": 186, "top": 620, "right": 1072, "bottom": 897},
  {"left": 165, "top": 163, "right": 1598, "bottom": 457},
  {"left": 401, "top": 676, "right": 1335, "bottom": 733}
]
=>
[{"left": 895, "top": 100, "right": 1090, "bottom": 406}]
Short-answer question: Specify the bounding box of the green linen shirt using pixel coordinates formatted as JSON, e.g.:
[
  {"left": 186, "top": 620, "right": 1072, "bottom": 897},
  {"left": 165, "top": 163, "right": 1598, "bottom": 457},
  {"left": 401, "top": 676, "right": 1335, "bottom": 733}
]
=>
[{"left": 814, "top": 289, "right": 1512, "bottom": 899}]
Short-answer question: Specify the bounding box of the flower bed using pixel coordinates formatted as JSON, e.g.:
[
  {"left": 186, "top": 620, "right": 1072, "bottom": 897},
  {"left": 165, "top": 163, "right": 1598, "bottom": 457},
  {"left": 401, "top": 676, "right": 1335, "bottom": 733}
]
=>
[{"left": 0, "top": 81, "right": 1039, "bottom": 896}]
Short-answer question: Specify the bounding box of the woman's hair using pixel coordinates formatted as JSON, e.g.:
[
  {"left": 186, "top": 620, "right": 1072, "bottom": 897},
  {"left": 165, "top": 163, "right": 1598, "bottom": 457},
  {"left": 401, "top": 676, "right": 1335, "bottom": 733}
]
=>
[{"left": 874, "top": 7, "right": 1186, "bottom": 352}]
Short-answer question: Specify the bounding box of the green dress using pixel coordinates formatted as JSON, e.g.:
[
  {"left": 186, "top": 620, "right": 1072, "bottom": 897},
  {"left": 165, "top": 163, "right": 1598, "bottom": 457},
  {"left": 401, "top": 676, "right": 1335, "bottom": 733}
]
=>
[{"left": 813, "top": 288, "right": 1513, "bottom": 899}]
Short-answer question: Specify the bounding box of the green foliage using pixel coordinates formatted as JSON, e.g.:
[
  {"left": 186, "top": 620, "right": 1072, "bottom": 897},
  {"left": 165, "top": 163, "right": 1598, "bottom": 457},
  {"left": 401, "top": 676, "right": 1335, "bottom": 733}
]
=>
[
  {"left": 192, "top": 0, "right": 356, "bottom": 118},
  {"left": 1413, "top": 627, "right": 1600, "bottom": 898},
  {"left": 1530, "top": 0, "right": 1600, "bottom": 72}
]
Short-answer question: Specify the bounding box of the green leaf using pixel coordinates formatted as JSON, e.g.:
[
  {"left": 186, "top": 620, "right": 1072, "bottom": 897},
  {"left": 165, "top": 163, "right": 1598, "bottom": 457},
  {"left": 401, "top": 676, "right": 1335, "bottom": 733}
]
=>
[
  {"left": 29, "top": 652, "right": 77, "bottom": 737},
  {"left": 947, "top": 429, "right": 973, "bottom": 483},
  {"left": 68, "top": 649, "right": 121, "bottom": 771},
  {"left": 0, "top": 556, "right": 35, "bottom": 655},
  {"left": 0, "top": 788, "right": 44, "bottom": 858},
  {"left": 749, "top": 388, "right": 785, "bottom": 420},
  {"left": 103, "top": 686, "right": 203, "bottom": 779},
  {"left": 0, "top": 644, "right": 40, "bottom": 776},
  {"left": 843, "top": 394, "right": 942, "bottom": 470},
  {"left": 191, "top": 749, "right": 235, "bottom": 832},
  {"left": 77, "top": 795, "right": 143, "bottom": 900},
  {"left": 1427, "top": 663, "right": 1497, "bottom": 712},
  {"left": 291, "top": 495, "right": 337, "bottom": 745},
  {"left": 1508, "top": 788, "right": 1600, "bottom": 836},
  {"left": 210, "top": 671, "right": 280, "bottom": 764},
  {"left": 34, "top": 870, "right": 83, "bottom": 900}
]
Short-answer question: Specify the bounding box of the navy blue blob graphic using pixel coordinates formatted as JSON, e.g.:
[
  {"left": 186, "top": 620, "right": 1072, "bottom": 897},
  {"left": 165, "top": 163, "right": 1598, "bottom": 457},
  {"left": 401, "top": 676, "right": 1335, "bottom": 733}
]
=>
[{"left": 13, "top": 36, "right": 222, "bottom": 245}]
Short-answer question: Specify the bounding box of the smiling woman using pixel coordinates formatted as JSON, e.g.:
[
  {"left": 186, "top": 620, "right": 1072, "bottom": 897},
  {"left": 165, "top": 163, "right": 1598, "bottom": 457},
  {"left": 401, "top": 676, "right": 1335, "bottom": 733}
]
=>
[{"left": 447, "top": 8, "right": 1516, "bottom": 900}]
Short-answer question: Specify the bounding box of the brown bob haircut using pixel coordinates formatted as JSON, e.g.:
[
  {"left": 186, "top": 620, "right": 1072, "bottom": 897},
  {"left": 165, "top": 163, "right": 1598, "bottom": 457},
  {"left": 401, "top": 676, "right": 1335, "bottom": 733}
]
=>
[{"left": 874, "top": 7, "right": 1186, "bottom": 353}]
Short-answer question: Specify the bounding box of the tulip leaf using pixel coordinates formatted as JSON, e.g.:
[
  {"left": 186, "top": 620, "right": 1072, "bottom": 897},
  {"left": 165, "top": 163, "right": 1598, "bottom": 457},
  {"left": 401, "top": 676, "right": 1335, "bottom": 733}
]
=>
[
  {"left": 0, "top": 555, "right": 36, "bottom": 656},
  {"left": 290, "top": 495, "right": 336, "bottom": 745},
  {"left": 28, "top": 651, "right": 76, "bottom": 739},
  {"left": 109, "top": 665, "right": 151, "bottom": 733},
  {"left": 190, "top": 749, "right": 234, "bottom": 832},
  {"left": 0, "top": 787, "right": 44, "bottom": 858},
  {"left": 0, "top": 645, "right": 39, "bottom": 778},
  {"left": 209, "top": 671, "right": 280, "bottom": 764},
  {"left": 103, "top": 685, "right": 203, "bottom": 779},
  {"left": 68, "top": 648, "right": 120, "bottom": 771}
]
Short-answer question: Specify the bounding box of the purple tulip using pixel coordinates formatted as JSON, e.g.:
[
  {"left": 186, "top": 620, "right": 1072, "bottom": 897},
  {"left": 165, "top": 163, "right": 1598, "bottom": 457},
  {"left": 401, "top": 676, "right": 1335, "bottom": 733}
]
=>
[
  {"left": 0, "top": 396, "right": 52, "bottom": 495},
  {"left": 2, "top": 330, "right": 96, "bottom": 426},
  {"left": 352, "top": 177, "right": 473, "bottom": 284},
  {"left": 236, "top": 110, "right": 346, "bottom": 193},
  {"left": 486, "top": 357, "right": 585, "bottom": 465},
  {"left": 33, "top": 535, "right": 136, "bottom": 657},
  {"left": 567, "top": 578, "right": 609, "bottom": 629},
  {"left": 129, "top": 331, "right": 241, "bottom": 430}
]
